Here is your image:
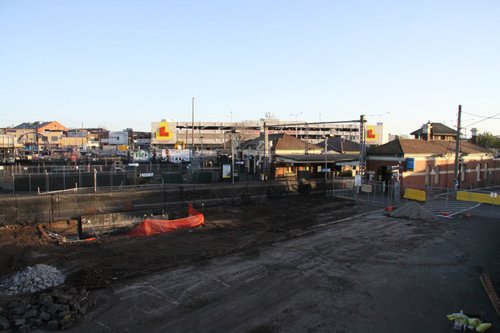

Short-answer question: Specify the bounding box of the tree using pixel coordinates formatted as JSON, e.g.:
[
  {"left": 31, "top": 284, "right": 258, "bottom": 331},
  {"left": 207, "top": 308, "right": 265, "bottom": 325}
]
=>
[{"left": 476, "top": 132, "right": 500, "bottom": 149}]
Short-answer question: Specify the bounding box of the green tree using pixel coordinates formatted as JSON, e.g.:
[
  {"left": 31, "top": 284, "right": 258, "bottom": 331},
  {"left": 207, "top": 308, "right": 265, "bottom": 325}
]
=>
[{"left": 476, "top": 132, "right": 500, "bottom": 149}]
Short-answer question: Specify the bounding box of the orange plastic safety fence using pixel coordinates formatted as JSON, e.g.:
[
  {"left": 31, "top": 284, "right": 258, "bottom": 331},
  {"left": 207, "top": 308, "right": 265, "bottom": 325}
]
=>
[{"left": 127, "top": 203, "right": 204, "bottom": 237}]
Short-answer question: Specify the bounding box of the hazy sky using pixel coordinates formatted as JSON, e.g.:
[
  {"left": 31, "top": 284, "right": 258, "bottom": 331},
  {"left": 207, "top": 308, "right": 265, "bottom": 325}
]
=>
[{"left": 1, "top": 0, "right": 499, "bottom": 136}]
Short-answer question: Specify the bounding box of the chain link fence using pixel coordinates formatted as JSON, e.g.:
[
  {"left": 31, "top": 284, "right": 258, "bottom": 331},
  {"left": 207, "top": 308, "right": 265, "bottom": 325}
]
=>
[{"left": 0, "top": 179, "right": 296, "bottom": 225}]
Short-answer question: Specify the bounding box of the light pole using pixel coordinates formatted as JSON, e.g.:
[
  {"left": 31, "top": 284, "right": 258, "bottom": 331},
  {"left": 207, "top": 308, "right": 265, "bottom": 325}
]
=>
[
  {"left": 290, "top": 112, "right": 303, "bottom": 137},
  {"left": 324, "top": 134, "right": 330, "bottom": 183},
  {"left": 230, "top": 130, "right": 237, "bottom": 184},
  {"left": 191, "top": 97, "right": 195, "bottom": 154},
  {"left": 200, "top": 136, "right": 204, "bottom": 169}
]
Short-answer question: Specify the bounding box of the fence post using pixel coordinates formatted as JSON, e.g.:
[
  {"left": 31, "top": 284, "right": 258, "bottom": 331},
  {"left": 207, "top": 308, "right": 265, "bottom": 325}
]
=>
[
  {"left": 12, "top": 173, "right": 15, "bottom": 193},
  {"left": 45, "top": 170, "right": 49, "bottom": 192}
]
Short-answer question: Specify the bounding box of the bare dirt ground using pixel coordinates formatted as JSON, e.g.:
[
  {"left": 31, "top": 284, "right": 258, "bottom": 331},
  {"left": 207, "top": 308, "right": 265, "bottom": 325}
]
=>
[
  {"left": 0, "top": 196, "right": 373, "bottom": 290},
  {"left": 1, "top": 195, "right": 499, "bottom": 332}
]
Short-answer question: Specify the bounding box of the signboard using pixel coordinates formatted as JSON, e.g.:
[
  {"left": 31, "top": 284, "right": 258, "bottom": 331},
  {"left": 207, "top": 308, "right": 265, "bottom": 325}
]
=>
[
  {"left": 140, "top": 173, "right": 154, "bottom": 178},
  {"left": 361, "top": 184, "right": 372, "bottom": 193},
  {"left": 354, "top": 175, "right": 362, "bottom": 187},
  {"left": 222, "top": 164, "right": 231, "bottom": 179},
  {"left": 151, "top": 121, "right": 177, "bottom": 144},
  {"left": 406, "top": 158, "right": 414, "bottom": 171},
  {"left": 168, "top": 149, "right": 190, "bottom": 163},
  {"left": 67, "top": 131, "right": 87, "bottom": 138},
  {"left": 366, "top": 125, "right": 378, "bottom": 144}
]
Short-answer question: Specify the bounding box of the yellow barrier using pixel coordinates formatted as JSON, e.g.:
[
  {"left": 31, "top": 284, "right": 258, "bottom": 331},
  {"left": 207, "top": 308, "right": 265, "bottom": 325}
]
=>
[
  {"left": 456, "top": 191, "right": 500, "bottom": 205},
  {"left": 403, "top": 188, "right": 427, "bottom": 202}
]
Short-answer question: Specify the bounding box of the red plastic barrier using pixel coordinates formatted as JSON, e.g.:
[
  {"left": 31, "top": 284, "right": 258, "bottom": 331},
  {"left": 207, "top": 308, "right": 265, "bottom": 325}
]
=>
[{"left": 127, "top": 203, "right": 204, "bottom": 237}]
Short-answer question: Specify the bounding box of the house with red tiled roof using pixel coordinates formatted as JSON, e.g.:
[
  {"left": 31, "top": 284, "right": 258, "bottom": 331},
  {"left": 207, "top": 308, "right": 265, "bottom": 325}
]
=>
[
  {"left": 367, "top": 138, "right": 498, "bottom": 190},
  {"left": 240, "top": 133, "right": 360, "bottom": 179},
  {"left": 410, "top": 121, "right": 457, "bottom": 141},
  {"left": 11, "top": 121, "right": 69, "bottom": 149},
  {"left": 240, "top": 133, "right": 324, "bottom": 178},
  {"left": 317, "top": 137, "right": 360, "bottom": 154}
]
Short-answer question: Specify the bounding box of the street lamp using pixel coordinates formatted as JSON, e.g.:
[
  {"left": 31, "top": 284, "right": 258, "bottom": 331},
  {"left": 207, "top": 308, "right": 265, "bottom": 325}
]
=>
[
  {"left": 230, "top": 130, "right": 237, "bottom": 184},
  {"left": 290, "top": 112, "right": 303, "bottom": 137},
  {"left": 200, "top": 136, "right": 204, "bottom": 169},
  {"left": 324, "top": 134, "right": 330, "bottom": 184}
]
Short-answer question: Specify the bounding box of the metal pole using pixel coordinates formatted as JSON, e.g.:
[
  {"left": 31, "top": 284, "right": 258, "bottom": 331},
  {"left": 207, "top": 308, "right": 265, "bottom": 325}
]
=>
[
  {"left": 263, "top": 122, "right": 268, "bottom": 180},
  {"left": 324, "top": 135, "right": 328, "bottom": 196},
  {"left": 358, "top": 115, "right": 367, "bottom": 178},
  {"left": 324, "top": 135, "right": 328, "bottom": 180},
  {"left": 231, "top": 132, "right": 235, "bottom": 185},
  {"left": 191, "top": 97, "right": 195, "bottom": 154},
  {"left": 453, "top": 105, "right": 462, "bottom": 189}
]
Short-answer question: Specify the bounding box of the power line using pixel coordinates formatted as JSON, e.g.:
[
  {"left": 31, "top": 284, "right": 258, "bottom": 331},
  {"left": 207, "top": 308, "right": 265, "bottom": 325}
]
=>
[
  {"left": 462, "top": 111, "right": 500, "bottom": 120},
  {"left": 463, "top": 113, "right": 500, "bottom": 128}
]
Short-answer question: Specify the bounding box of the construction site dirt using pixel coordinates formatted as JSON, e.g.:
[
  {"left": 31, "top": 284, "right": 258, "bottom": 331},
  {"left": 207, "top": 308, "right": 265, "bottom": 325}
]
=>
[{"left": 1, "top": 195, "right": 499, "bottom": 332}]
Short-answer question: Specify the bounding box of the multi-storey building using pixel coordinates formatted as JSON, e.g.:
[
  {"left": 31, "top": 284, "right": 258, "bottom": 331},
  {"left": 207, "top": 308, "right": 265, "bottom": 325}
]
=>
[{"left": 151, "top": 115, "right": 382, "bottom": 150}]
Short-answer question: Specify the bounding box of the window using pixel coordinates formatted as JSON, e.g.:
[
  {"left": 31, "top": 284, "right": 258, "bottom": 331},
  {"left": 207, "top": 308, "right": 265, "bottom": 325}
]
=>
[
  {"left": 461, "top": 164, "right": 466, "bottom": 182},
  {"left": 434, "top": 166, "right": 440, "bottom": 185}
]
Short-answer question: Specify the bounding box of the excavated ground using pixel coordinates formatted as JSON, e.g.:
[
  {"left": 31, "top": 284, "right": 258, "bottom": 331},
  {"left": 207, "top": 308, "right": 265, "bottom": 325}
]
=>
[
  {"left": 1, "top": 195, "right": 500, "bottom": 332},
  {"left": 0, "top": 195, "right": 374, "bottom": 291}
]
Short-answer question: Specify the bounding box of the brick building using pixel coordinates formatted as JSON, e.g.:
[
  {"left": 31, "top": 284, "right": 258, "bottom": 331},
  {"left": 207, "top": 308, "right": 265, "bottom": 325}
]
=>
[{"left": 367, "top": 138, "right": 498, "bottom": 190}]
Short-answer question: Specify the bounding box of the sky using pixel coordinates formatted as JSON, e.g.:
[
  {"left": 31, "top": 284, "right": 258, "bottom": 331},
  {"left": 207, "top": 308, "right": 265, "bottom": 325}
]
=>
[{"left": 1, "top": 0, "right": 499, "bottom": 136}]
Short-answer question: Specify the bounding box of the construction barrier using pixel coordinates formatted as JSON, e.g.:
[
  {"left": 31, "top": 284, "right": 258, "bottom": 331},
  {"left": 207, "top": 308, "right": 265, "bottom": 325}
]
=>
[
  {"left": 403, "top": 188, "right": 427, "bottom": 202},
  {"left": 456, "top": 191, "right": 500, "bottom": 205},
  {"left": 127, "top": 203, "right": 204, "bottom": 237}
]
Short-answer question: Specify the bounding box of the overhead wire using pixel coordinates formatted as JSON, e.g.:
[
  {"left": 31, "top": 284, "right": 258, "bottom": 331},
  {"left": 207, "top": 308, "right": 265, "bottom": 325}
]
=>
[
  {"left": 463, "top": 113, "right": 500, "bottom": 128},
  {"left": 462, "top": 111, "right": 500, "bottom": 120}
]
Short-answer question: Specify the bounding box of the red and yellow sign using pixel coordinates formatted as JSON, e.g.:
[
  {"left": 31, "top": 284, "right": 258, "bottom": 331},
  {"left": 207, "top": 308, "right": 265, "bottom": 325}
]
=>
[
  {"left": 156, "top": 121, "right": 172, "bottom": 139},
  {"left": 366, "top": 125, "right": 378, "bottom": 144},
  {"left": 151, "top": 121, "right": 177, "bottom": 144}
]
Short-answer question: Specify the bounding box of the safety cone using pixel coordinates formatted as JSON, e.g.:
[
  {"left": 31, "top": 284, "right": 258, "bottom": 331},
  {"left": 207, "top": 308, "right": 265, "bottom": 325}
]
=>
[{"left": 385, "top": 205, "right": 393, "bottom": 212}]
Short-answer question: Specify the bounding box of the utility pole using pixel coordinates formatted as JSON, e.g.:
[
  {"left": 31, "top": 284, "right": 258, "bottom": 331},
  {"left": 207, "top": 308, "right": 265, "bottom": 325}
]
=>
[
  {"left": 191, "top": 97, "right": 195, "bottom": 153},
  {"left": 453, "top": 105, "right": 462, "bottom": 189},
  {"left": 264, "top": 122, "right": 269, "bottom": 180},
  {"left": 358, "top": 115, "right": 367, "bottom": 178},
  {"left": 324, "top": 134, "right": 329, "bottom": 191},
  {"left": 231, "top": 131, "right": 235, "bottom": 185}
]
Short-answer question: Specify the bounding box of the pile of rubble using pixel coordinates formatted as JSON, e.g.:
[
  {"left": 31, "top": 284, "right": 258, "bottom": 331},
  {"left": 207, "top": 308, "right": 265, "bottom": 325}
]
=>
[
  {"left": 1, "top": 264, "right": 65, "bottom": 295},
  {"left": 0, "top": 287, "right": 92, "bottom": 331},
  {"left": 388, "top": 201, "right": 436, "bottom": 221}
]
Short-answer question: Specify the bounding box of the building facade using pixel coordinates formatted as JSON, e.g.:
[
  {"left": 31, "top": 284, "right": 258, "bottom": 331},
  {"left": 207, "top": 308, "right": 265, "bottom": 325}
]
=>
[{"left": 367, "top": 138, "right": 499, "bottom": 190}]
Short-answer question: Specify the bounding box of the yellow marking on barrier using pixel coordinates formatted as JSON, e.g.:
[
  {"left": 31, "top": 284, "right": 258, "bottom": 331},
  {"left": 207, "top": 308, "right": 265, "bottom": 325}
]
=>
[
  {"left": 403, "top": 188, "right": 426, "bottom": 202},
  {"left": 456, "top": 191, "right": 500, "bottom": 205}
]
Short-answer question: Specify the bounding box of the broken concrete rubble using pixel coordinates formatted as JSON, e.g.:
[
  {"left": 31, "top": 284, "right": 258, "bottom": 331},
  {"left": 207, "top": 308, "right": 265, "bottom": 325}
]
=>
[
  {"left": 1, "top": 287, "right": 91, "bottom": 331},
  {"left": 1, "top": 264, "right": 65, "bottom": 295}
]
